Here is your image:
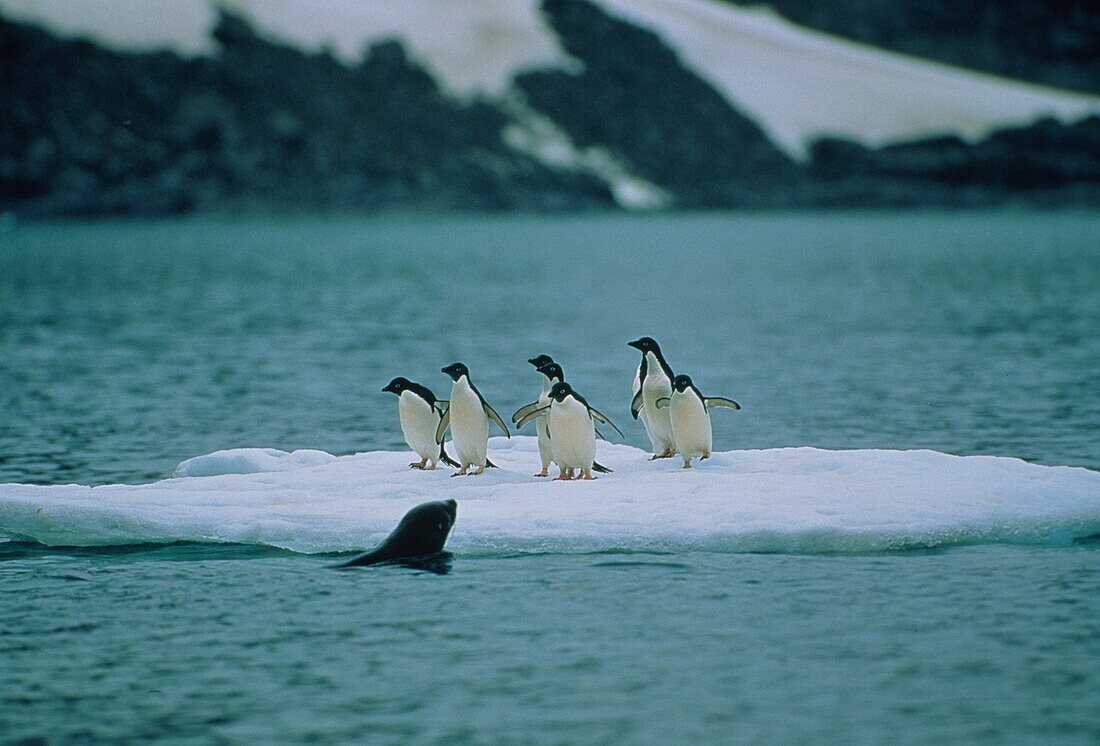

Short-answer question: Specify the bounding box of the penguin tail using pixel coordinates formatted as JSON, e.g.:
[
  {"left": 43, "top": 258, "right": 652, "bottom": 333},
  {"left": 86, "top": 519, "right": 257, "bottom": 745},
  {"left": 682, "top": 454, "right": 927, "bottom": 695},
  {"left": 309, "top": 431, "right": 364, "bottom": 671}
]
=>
[
  {"left": 486, "top": 457, "right": 499, "bottom": 469},
  {"left": 440, "top": 442, "right": 461, "bottom": 469},
  {"left": 593, "top": 461, "right": 613, "bottom": 474}
]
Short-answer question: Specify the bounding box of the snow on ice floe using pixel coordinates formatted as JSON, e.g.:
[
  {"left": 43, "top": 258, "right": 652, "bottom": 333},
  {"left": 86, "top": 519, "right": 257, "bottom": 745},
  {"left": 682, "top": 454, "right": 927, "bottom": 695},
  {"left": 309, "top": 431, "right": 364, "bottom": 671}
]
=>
[
  {"left": 1, "top": 437, "right": 1099, "bottom": 555},
  {"left": 172, "top": 448, "right": 338, "bottom": 478}
]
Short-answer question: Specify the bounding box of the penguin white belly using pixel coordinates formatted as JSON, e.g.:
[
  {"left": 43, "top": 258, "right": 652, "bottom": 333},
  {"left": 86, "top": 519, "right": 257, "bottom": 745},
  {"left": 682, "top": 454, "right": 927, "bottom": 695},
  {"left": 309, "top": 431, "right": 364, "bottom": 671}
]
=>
[
  {"left": 398, "top": 391, "right": 440, "bottom": 463},
  {"left": 633, "top": 367, "right": 660, "bottom": 452},
  {"left": 536, "top": 390, "right": 553, "bottom": 469},
  {"left": 549, "top": 399, "right": 595, "bottom": 469},
  {"left": 641, "top": 363, "right": 675, "bottom": 452},
  {"left": 669, "top": 393, "right": 712, "bottom": 461},
  {"left": 449, "top": 380, "right": 488, "bottom": 468}
]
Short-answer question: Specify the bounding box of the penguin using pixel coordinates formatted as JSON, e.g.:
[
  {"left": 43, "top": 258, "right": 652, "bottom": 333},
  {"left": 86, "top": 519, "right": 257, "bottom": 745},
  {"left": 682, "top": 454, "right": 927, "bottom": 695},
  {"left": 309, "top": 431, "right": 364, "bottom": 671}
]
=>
[
  {"left": 627, "top": 337, "right": 677, "bottom": 459},
  {"left": 512, "top": 361, "right": 614, "bottom": 475},
  {"left": 381, "top": 377, "right": 460, "bottom": 470},
  {"left": 517, "top": 382, "right": 621, "bottom": 480},
  {"left": 437, "top": 362, "right": 510, "bottom": 476},
  {"left": 520, "top": 355, "right": 556, "bottom": 477},
  {"left": 655, "top": 374, "right": 741, "bottom": 469},
  {"left": 632, "top": 365, "right": 661, "bottom": 454}
]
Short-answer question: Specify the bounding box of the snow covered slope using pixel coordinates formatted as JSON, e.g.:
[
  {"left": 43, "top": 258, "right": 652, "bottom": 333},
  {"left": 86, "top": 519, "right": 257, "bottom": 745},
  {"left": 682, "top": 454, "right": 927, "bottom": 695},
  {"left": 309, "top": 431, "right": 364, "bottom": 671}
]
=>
[
  {"left": 2, "top": 0, "right": 1097, "bottom": 159},
  {"left": 597, "top": 0, "right": 1100, "bottom": 159},
  {"left": 0, "top": 0, "right": 573, "bottom": 99},
  {"left": 1, "top": 438, "right": 1098, "bottom": 555}
]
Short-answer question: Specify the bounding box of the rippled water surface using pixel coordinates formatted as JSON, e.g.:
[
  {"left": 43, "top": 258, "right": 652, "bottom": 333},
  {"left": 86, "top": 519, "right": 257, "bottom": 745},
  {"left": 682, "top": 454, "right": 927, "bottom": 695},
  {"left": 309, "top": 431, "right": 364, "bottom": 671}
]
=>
[
  {"left": 3, "top": 545, "right": 1099, "bottom": 743},
  {"left": 1, "top": 212, "right": 1099, "bottom": 742}
]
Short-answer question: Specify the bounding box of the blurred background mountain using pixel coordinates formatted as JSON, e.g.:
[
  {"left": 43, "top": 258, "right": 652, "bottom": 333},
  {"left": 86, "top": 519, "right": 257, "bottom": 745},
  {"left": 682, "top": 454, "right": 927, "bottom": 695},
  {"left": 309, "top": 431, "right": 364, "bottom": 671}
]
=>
[{"left": 1, "top": 0, "right": 1098, "bottom": 217}]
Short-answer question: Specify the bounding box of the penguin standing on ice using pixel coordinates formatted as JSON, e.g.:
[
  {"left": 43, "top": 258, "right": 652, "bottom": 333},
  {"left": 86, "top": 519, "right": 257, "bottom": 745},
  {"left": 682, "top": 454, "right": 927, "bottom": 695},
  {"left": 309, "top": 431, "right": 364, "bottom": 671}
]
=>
[
  {"left": 517, "top": 382, "right": 621, "bottom": 480},
  {"left": 437, "top": 363, "right": 510, "bottom": 476},
  {"left": 632, "top": 365, "right": 661, "bottom": 455},
  {"left": 656, "top": 374, "right": 741, "bottom": 469},
  {"left": 513, "top": 361, "right": 614, "bottom": 476},
  {"left": 627, "top": 337, "right": 677, "bottom": 459},
  {"left": 382, "top": 377, "right": 460, "bottom": 470},
  {"left": 517, "top": 354, "right": 556, "bottom": 477}
]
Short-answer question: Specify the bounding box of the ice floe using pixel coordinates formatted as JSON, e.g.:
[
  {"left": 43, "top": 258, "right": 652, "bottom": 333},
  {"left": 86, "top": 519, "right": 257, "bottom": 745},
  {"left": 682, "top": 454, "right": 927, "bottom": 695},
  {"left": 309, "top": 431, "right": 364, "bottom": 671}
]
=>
[{"left": 1, "top": 437, "right": 1098, "bottom": 555}]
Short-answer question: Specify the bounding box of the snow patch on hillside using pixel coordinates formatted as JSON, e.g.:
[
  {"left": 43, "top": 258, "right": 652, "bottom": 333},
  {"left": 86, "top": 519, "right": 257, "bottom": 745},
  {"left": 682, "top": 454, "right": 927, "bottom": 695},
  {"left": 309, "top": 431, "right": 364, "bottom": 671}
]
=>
[
  {"left": 500, "top": 97, "right": 671, "bottom": 210},
  {"left": 597, "top": 0, "right": 1100, "bottom": 158},
  {"left": 4, "top": 0, "right": 1098, "bottom": 159},
  {"left": 0, "top": 0, "right": 576, "bottom": 99}
]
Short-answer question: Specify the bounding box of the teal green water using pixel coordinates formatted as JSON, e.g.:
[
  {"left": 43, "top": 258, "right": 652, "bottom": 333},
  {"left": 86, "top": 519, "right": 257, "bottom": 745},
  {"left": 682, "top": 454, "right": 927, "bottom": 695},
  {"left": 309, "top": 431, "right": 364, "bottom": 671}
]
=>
[{"left": 1, "top": 213, "right": 1099, "bottom": 742}]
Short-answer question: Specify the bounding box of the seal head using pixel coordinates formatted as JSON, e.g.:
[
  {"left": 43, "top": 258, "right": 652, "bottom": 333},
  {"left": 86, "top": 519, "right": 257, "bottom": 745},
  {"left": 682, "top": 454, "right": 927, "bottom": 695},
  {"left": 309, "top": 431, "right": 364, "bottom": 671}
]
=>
[{"left": 335, "top": 500, "right": 457, "bottom": 569}]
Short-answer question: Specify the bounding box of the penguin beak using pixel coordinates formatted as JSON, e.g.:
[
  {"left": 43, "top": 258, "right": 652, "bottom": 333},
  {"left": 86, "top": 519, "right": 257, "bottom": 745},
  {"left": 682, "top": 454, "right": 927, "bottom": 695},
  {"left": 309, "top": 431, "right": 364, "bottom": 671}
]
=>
[
  {"left": 627, "top": 339, "right": 643, "bottom": 350},
  {"left": 382, "top": 384, "right": 396, "bottom": 394},
  {"left": 527, "top": 357, "right": 539, "bottom": 366}
]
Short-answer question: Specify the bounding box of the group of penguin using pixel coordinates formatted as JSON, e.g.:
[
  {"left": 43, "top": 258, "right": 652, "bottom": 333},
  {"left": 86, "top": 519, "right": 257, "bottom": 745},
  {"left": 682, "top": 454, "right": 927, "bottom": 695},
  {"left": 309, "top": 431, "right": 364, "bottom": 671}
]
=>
[{"left": 382, "top": 337, "right": 741, "bottom": 480}]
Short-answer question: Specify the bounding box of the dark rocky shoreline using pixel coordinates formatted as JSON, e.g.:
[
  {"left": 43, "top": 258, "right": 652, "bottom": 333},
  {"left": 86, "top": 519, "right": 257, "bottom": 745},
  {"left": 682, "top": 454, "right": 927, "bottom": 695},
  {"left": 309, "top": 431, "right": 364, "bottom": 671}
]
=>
[{"left": 2, "top": 0, "right": 1097, "bottom": 218}]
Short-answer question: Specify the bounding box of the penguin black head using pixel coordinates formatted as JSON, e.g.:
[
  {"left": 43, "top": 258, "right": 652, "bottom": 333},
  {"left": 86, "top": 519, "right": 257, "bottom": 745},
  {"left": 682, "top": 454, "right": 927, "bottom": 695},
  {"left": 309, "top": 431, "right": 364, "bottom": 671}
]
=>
[
  {"left": 528, "top": 354, "right": 554, "bottom": 368},
  {"left": 382, "top": 376, "right": 411, "bottom": 395},
  {"left": 672, "top": 374, "right": 694, "bottom": 393},
  {"left": 537, "top": 362, "right": 564, "bottom": 383},
  {"left": 627, "top": 337, "right": 661, "bottom": 354},
  {"left": 441, "top": 362, "right": 469, "bottom": 381},
  {"left": 549, "top": 381, "right": 574, "bottom": 403}
]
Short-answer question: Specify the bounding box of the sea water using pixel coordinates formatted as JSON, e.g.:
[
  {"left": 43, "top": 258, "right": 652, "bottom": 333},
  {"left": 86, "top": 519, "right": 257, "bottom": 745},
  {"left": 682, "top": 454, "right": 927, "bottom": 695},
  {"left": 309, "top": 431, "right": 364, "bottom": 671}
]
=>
[{"left": 1, "top": 213, "right": 1099, "bottom": 742}]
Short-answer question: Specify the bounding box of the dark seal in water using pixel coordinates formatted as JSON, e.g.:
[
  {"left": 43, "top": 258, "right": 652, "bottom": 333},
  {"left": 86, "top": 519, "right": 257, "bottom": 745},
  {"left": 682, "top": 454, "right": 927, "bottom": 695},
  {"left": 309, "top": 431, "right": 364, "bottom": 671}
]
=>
[{"left": 334, "top": 499, "right": 456, "bottom": 569}]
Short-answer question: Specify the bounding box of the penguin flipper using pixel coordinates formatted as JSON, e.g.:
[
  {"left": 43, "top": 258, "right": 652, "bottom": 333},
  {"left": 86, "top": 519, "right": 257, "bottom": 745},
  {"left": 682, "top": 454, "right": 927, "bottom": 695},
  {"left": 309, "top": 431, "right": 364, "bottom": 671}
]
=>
[
  {"left": 484, "top": 403, "right": 511, "bottom": 438},
  {"left": 589, "top": 408, "right": 624, "bottom": 439},
  {"left": 593, "top": 461, "right": 613, "bottom": 474},
  {"left": 511, "top": 401, "right": 542, "bottom": 425},
  {"left": 435, "top": 409, "right": 451, "bottom": 444},
  {"left": 705, "top": 397, "right": 741, "bottom": 411},
  {"left": 439, "top": 442, "right": 460, "bottom": 468},
  {"left": 655, "top": 397, "right": 671, "bottom": 410},
  {"left": 515, "top": 405, "right": 550, "bottom": 430},
  {"left": 630, "top": 390, "right": 644, "bottom": 420}
]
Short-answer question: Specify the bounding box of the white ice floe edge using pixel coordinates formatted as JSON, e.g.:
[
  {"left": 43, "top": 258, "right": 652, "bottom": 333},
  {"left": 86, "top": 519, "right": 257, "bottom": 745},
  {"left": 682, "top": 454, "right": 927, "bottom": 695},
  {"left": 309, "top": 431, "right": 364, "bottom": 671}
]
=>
[{"left": 1, "top": 438, "right": 1098, "bottom": 555}]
